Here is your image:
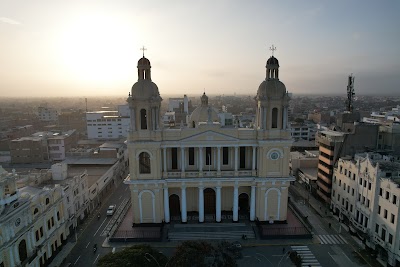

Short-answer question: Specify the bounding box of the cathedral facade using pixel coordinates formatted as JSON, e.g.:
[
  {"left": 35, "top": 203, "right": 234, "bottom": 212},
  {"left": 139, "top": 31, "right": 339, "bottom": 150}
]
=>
[{"left": 124, "top": 52, "right": 293, "bottom": 224}]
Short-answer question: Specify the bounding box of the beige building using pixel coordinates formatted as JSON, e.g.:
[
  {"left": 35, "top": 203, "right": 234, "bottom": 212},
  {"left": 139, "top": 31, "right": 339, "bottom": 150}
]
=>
[
  {"left": 125, "top": 53, "right": 294, "bottom": 224},
  {"left": 331, "top": 153, "right": 400, "bottom": 267},
  {"left": 0, "top": 166, "right": 67, "bottom": 267}
]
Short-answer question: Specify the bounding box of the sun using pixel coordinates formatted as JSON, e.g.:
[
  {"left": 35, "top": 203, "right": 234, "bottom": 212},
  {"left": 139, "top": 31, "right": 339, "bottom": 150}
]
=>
[{"left": 58, "top": 12, "right": 137, "bottom": 85}]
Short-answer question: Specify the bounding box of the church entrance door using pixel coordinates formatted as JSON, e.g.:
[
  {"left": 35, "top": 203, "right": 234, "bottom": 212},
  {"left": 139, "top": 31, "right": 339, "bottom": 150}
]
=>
[
  {"left": 204, "top": 188, "right": 216, "bottom": 214},
  {"left": 239, "top": 193, "right": 249, "bottom": 214},
  {"left": 169, "top": 194, "right": 180, "bottom": 216}
]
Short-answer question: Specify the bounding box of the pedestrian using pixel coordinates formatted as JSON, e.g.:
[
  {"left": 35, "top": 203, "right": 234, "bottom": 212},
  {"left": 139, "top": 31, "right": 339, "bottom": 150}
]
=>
[
  {"left": 329, "top": 223, "right": 331, "bottom": 228},
  {"left": 282, "top": 247, "right": 286, "bottom": 254}
]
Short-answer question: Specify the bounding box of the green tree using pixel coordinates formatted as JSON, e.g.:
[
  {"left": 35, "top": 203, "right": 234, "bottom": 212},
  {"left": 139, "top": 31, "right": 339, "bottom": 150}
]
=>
[
  {"left": 97, "top": 244, "right": 168, "bottom": 267},
  {"left": 168, "top": 240, "right": 237, "bottom": 267}
]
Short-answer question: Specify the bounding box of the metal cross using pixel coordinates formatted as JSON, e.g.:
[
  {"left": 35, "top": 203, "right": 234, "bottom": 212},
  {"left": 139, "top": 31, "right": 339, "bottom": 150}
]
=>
[
  {"left": 140, "top": 46, "right": 147, "bottom": 57},
  {"left": 269, "top": 45, "right": 277, "bottom": 56}
]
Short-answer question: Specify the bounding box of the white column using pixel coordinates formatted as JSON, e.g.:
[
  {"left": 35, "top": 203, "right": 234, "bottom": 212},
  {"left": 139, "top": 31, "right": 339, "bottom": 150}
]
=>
[
  {"left": 163, "top": 187, "right": 170, "bottom": 223},
  {"left": 130, "top": 108, "right": 136, "bottom": 131},
  {"left": 263, "top": 107, "right": 267, "bottom": 129},
  {"left": 9, "top": 246, "right": 15, "bottom": 267},
  {"left": 252, "top": 146, "right": 256, "bottom": 170},
  {"left": 250, "top": 185, "right": 256, "bottom": 221},
  {"left": 233, "top": 185, "right": 239, "bottom": 222},
  {"left": 26, "top": 230, "right": 32, "bottom": 251},
  {"left": 199, "top": 147, "right": 203, "bottom": 172},
  {"left": 216, "top": 186, "right": 222, "bottom": 222},
  {"left": 14, "top": 244, "right": 21, "bottom": 265},
  {"left": 283, "top": 107, "right": 287, "bottom": 130},
  {"left": 217, "top": 146, "right": 221, "bottom": 173},
  {"left": 181, "top": 186, "right": 187, "bottom": 223},
  {"left": 234, "top": 146, "right": 238, "bottom": 172},
  {"left": 198, "top": 187, "right": 204, "bottom": 223},
  {"left": 181, "top": 147, "right": 185, "bottom": 172},
  {"left": 163, "top": 148, "right": 167, "bottom": 173}
]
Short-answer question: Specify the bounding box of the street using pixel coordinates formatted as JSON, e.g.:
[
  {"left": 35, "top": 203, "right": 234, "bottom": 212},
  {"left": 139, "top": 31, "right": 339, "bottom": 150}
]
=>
[{"left": 63, "top": 178, "right": 130, "bottom": 266}]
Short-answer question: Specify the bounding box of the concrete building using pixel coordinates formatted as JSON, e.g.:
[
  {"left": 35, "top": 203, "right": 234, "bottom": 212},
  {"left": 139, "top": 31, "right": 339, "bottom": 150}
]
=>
[
  {"left": 290, "top": 121, "right": 317, "bottom": 141},
  {"left": 316, "top": 121, "right": 379, "bottom": 203},
  {"left": 331, "top": 153, "right": 400, "bottom": 267},
  {"left": 86, "top": 107, "right": 130, "bottom": 139},
  {"left": 125, "top": 52, "right": 293, "bottom": 225},
  {"left": 10, "top": 130, "right": 78, "bottom": 163},
  {"left": 0, "top": 166, "right": 68, "bottom": 267},
  {"left": 38, "top": 107, "right": 58, "bottom": 122}
]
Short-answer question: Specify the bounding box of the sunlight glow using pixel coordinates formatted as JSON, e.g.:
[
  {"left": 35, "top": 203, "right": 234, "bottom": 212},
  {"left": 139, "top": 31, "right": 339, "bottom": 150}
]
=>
[{"left": 59, "top": 12, "right": 137, "bottom": 85}]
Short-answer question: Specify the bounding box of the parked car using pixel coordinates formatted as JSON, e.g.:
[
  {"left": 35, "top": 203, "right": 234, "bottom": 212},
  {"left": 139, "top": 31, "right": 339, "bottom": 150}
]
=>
[{"left": 106, "top": 205, "right": 116, "bottom": 216}]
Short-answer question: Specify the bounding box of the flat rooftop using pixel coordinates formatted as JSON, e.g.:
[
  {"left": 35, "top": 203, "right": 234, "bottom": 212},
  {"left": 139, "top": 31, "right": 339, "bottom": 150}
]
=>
[
  {"left": 62, "top": 157, "right": 117, "bottom": 165},
  {"left": 67, "top": 165, "right": 111, "bottom": 187}
]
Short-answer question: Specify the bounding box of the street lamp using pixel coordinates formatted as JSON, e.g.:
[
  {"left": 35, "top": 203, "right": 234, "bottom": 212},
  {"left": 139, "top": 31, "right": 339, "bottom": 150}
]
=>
[{"left": 144, "top": 253, "right": 160, "bottom": 267}]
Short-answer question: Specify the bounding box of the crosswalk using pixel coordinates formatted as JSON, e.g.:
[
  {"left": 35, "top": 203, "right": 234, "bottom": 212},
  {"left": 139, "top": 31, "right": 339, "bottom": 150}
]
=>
[
  {"left": 316, "top": 234, "right": 348, "bottom": 245},
  {"left": 291, "top": 245, "right": 321, "bottom": 267}
]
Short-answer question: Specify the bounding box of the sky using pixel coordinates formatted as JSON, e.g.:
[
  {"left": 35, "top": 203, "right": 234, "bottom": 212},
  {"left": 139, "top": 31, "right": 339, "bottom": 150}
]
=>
[{"left": 0, "top": 0, "right": 399, "bottom": 98}]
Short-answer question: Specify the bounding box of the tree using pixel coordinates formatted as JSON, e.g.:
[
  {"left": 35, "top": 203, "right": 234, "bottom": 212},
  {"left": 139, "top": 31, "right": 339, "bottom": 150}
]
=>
[
  {"left": 97, "top": 244, "right": 168, "bottom": 267},
  {"left": 168, "top": 240, "right": 237, "bottom": 267}
]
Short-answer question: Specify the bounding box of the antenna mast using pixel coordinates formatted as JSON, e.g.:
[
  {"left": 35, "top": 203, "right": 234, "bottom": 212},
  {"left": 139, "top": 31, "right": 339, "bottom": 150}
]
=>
[{"left": 346, "top": 74, "right": 355, "bottom": 112}]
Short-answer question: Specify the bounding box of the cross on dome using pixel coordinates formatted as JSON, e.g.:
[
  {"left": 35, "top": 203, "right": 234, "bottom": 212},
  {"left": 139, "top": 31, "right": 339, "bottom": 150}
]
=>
[
  {"left": 269, "top": 45, "right": 277, "bottom": 56},
  {"left": 140, "top": 46, "right": 147, "bottom": 57}
]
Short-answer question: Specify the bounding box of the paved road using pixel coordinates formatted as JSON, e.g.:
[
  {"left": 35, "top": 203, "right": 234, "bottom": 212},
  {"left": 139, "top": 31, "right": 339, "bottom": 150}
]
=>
[{"left": 63, "top": 179, "right": 130, "bottom": 266}]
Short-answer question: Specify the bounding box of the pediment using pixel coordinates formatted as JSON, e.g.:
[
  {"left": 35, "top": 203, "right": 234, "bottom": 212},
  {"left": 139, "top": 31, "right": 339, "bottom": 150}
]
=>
[{"left": 180, "top": 130, "right": 239, "bottom": 143}]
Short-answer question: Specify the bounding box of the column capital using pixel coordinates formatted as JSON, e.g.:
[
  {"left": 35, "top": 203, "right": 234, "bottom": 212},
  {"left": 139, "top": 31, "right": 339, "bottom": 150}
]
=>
[
  {"left": 215, "top": 186, "right": 222, "bottom": 189},
  {"left": 198, "top": 186, "right": 204, "bottom": 190}
]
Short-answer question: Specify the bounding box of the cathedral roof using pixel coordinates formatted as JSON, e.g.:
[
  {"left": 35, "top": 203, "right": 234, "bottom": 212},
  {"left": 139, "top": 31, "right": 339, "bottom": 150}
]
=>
[
  {"left": 266, "top": 56, "right": 279, "bottom": 66},
  {"left": 190, "top": 93, "right": 219, "bottom": 126},
  {"left": 257, "top": 79, "right": 287, "bottom": 99}
]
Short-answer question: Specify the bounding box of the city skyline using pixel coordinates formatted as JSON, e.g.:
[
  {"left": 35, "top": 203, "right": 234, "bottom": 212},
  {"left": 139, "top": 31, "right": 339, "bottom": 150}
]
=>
[{"left": 0, "top": 0, "right": 399, "bottom": 97}]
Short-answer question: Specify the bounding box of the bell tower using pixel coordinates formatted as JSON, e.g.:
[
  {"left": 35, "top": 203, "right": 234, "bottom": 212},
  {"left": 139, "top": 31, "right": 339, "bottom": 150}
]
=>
[
  {"left": 255, "top": 45, "right": 290, "bottom": 132},
  {"left": 127, "top": 47, "right": 162, "bottom": 139}
]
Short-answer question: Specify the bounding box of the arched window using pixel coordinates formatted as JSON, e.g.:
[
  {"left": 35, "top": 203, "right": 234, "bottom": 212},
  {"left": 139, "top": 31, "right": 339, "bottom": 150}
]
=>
[
  {"left": 45, "top": 198, "right": 50, "bottom": 205},
  {"left": 271, "top": 108, "right": 278, "bottom": 128},
  {"left": 34, "top": 208, "right": 39, "bottom": 215},
  {"left": 192, "top": 121, "right": 195, "bottom": 128},
  {"left": 18, "top": 240, "right": 27, "bottom": 262},
  {"left": 140, "top": 109, "right": 147, "bottom": 130},
  {"left": 139, "top": 152, "right": 151, "bottom": 174}
]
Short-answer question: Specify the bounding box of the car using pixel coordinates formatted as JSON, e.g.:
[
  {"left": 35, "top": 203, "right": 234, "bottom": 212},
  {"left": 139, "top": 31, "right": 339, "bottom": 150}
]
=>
[{"left": 106, "top": 205, "right": 116, "bottom": 216}]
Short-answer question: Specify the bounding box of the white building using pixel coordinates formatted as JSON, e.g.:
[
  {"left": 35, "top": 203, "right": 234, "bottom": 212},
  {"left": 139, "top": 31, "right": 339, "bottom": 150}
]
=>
[
  {"left": 125, "top": 52, "right": 293, "bottom": 229},
  {"left": 290, "top": 122, "right": 317, "bottom": 141},
  {"left": 38, "top": 107, "right": 58, "bottom": 122},
  {"left": 0, "top": 166, "right": 68, "bottom": 267},
  {"left": 86, "top": 107, "right": 130, "bottom": 139},
  {"left": 331, "top": 153, "right": 400, "bottom": 267}
]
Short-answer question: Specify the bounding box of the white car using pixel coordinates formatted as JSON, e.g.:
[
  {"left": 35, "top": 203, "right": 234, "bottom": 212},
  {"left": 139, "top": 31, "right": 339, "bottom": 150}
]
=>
[{"left": 106, "top": 205, "right": 116, "bottom": 216}]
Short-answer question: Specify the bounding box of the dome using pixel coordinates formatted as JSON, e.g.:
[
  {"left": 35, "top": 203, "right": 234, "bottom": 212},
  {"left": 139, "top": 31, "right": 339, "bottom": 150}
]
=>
[
  {"left": 138, "top": 57, "right": 151, "bottom": 67},
  {"left": 266, "top": 56, "right": 279, "bottom": 66},
  {"left": 190, "top": 106, "right": 219, "bottom": 125},
  {"left": 131, "top": 79, "right": 160, "bottom": 100},
  {"left": 257, "top": 79, "right": 287, "bottom": 99}
]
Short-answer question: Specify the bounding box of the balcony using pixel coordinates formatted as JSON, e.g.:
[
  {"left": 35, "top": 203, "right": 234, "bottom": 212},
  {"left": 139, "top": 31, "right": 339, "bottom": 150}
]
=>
[
  {"left": 164, "top": 169, "right": 256, "bottom": 179},
  {"left": 318, "top": 164, "right": 332, "bottom": 175},
  {"left": 319, "top": 146, "right": 334, "bottom": 156},
  {"left": 319, "top": 155, "right": 333, "bottom": 165},
  {"left": 317, "top": 180, "right": 331, "bottom": 194}
]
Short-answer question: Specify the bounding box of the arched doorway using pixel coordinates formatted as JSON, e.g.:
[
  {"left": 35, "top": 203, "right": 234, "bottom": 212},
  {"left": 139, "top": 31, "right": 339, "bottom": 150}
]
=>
[
  {"left": 239, "top": 193, "right": 249, "bottom": 214},
  {"left": 169, "top": 194, "right": 180, "bottom": 216},
  {"left": 204, "top": 188, "right": 216, "bottom": 214},
  {"left": 18, "top": 239, "right": 27, "bottom": 263}
]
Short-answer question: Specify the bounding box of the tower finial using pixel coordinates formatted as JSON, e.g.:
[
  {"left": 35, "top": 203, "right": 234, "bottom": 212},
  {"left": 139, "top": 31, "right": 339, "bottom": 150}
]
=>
[
  {"left": 140, "top": 46, "right": 147, "bottom": 57},
  {"left": 269, "top": 45, "right": 277, "bottom": 56}
]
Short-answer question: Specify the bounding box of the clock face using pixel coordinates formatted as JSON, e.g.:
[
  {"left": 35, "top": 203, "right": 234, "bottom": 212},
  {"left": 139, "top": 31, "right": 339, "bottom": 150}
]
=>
[
  {"left": 270, "top": 151, "right": 279, "bottom": 160},
  {"left": 15, "top": 218, "right": 21, "bottom": 227}
]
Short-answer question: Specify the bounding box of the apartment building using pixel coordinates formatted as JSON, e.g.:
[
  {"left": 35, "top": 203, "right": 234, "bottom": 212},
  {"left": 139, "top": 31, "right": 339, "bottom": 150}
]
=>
[
  {"left": 331, "top": 153, "right": 400, "bottom": 267},
  {"left": 10, "top": 130, "right": 78, "bottom": 163},
  {"left": 316, "top": 122, "right": 379, "bottom": 203},
  {"left": 38, "top": 107, "right": 58, "bottom": 122},
  {"left": 290, "top": 121, "right": 317, "bottom": 141}
]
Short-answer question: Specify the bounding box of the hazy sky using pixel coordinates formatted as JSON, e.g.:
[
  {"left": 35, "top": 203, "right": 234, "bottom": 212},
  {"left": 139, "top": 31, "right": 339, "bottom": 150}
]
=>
[{"left": 0, "top": 0, "right": 399, "bottom": 97}]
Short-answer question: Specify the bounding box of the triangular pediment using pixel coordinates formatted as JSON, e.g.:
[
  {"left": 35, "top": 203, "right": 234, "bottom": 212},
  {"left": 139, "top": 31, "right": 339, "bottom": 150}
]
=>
[{"left": 180, "top": 130, "right": 239, "bottom": 142}]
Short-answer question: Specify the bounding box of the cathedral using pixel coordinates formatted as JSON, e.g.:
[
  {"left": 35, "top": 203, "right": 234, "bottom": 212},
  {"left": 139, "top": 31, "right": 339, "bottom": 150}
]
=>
[{"left": 124, "top": 50, "right": 293, "bottom": 225}]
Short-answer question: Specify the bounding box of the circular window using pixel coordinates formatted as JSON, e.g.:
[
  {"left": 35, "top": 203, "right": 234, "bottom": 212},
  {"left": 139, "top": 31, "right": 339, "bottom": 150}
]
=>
[
  {"left": 15, "top": 218, "right": 21, "bottom": 227},
  {"left": 270, "top": 151, "right": 279, "bottom": 160}
]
